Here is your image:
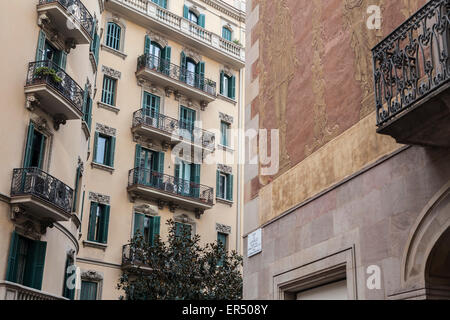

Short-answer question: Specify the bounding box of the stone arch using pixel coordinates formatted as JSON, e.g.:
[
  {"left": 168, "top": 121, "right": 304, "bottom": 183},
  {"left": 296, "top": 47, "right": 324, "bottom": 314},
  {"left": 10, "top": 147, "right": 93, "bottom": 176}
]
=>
[{"left": 402, "top": 181, "right": 450, "bottom": 292}]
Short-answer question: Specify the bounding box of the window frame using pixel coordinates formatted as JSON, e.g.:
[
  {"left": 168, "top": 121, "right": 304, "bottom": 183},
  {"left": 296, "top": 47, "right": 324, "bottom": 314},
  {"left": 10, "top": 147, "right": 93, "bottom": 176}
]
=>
[
  {"left": 101, "top": 75, "right": 117, "bottom": 106},
  {"left": 222, "top": 26, "right": 232, "bottom": 41},
  {"left": 105, "top": 22, "right": 122, "bottom": 51}
]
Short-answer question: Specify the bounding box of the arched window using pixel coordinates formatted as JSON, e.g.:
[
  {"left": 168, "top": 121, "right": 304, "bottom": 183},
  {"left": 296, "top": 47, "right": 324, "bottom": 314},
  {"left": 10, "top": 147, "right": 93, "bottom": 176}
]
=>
[
  {"left": 188, "top": 10, "right": 198, "bottom": 24},
  {"left": 183, "top": 5, "right": 205, "bottom": 27},
  {"left": 105, "top": 22, "right": 121, "bottom": 51}
]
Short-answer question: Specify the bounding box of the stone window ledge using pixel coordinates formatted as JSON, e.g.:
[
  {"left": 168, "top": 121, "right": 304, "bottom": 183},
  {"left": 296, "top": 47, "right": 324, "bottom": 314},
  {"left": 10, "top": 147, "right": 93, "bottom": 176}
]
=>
[
  {"left": 216, "top": 198, "right": 234, "bottom": 206},
  {"left": 82, "top": 240, "right": 108, "bottom": 251},
  {"left": 97, "top": 101, "right": 120, "bottom": 114},
  {"left": 217, "top": 94, "right": 237, "bottom": 105},
  {"left": 91, "top": 162, "right": 115, "bottom": 174},
  {"left": 101, "top": 44, "right": 127, "bottom": 60}
]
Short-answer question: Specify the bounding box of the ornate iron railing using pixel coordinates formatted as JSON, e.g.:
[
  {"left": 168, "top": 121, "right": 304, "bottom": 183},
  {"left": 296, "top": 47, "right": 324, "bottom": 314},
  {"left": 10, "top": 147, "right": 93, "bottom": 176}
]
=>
[
  {"left": 11, "top": 168, "right": 74, "bottom": 214},
  {"left": 132, "top": 109, "right": 215, "bottom": 151},
  {"left": 372, "top": 0, "right": 450, "bottom": 127},
  {"left": 26, "top": 60, "right": 85, "bottom": 114},
  {"left": 128, "top": 167, "right": 214, "bottom": 206},
  {"left": 38, "top": 0, "right": 94, "bottom": 37},
  {"left": 137, "top": 53, "right": 217, "bottom": 96}
]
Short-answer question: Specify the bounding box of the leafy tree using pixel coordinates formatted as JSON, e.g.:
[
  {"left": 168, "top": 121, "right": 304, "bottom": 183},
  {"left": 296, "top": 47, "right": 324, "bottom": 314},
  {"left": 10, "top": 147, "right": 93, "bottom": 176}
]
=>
[{"left": 117, "top": 219, "right": 243, "bottom": 300}]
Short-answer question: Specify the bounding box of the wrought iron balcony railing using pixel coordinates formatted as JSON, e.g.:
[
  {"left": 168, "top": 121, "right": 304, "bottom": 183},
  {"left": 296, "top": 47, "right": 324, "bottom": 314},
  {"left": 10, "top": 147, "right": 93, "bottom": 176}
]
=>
[
  {"left": 137, "top": 53, "right": 217, "bottom": 96},
  {"left": 128, "top": 167, "right": 214, "bottom": 206},
  {"left": 132, "top": 109, "right": 216, "bottom": 151},
  {"left": 372, "top": 0, "right": 450, "bottom": 127},
  {"left": 38, "top": 0, "right": 94, "bottom": 37},
  {"left": 26, "top": 60, "right": 85, "bottom": 114},
  {"left": 11, "top": 168, "right": 74, "bottom": 214}
]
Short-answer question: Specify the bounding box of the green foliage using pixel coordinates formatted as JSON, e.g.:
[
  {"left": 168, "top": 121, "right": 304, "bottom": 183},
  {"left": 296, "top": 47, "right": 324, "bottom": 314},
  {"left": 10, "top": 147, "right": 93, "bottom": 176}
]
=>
[
  {"left": 35, "top": 67, "right": 62, "bottom": 84},
  {"left": 117, "top": 219, "right": 243, "bottom": 300},
  {"left": 232, "top": 39, "right": 242, "bottom": 46}
]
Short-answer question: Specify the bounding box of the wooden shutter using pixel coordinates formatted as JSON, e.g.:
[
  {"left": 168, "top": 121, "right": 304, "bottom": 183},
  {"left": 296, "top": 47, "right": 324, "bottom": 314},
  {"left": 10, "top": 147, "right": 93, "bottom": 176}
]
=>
[
  {"left": 161, "top": 46, "right": 171, "bottom": 74},
  {"left": 220, "top": 71, "right": 224, "bottom": 95},
  {"left": 87, "top": 202, "right": 98, "bottom": 241},
  {"left": 23, "top": 122, "right": 35, "bottom": 168},
  {"left": 73, "top": 166, "right": 81, "bottom": 212},
  {"left": 92, "top": 132, "right": 99, "bottom": 163},
  {"left": 101, "top": 205, "right": 110, "bottom": 244},
  {"left": 60, "top": 51, "right": 67, "bottom": 70},
  {"left": 227, "top": 174, "right": 234, "bottom": 201},
  {"left": 87, "top": 98, "right": 93, "bottom": 130},
  {"left": 134, "top": 144, "right": 142, "bottom": 169},
  {"left": 198, "top": 14, "right": 205, "bottom": 28},
  {"left": 180, "top": 51, "right": 186, "bottom": 81},
  {"left": 150, "top": 216, "right": 161, "bottom": 246},
  {"left": 144, "top": 35, "right": 151, "bottom": 54},
  {"left": 230, "top": 75, "right": 236, "bottom": 100},
  {"left": 198, "top": 61, "right": 205, "bottom": 89},
  {"left": 82, "top": 84, "right": 89, "bottom": 116},
  {"left": 80, "top": 281, "right": 98, "bottom": 300},
  {"left": 6, "top": 232, "right": 19, "bottom": 282},
  {"left": 35, "top": 30, "right": 46, "bottom": 61},
  {"left": 133, "top": 213, "right": 145, "bottom": 238},
  {"left": 37, "top": 134, "right": 46, "bottom": 170},
  {"left": 216, "top": 170, "right": 220, "bottom": 198},
  {"left": 29, "top": 240, "right": 47, "bottom": 290},
  {"left": 108, "top": 136, "right": 116, "bottom": 167},
  {"left": 158, "top": 152, "right": 165, "bottom": 173},
  {"left": 183, "top": 5, "right": 189, "bottom": 18}
]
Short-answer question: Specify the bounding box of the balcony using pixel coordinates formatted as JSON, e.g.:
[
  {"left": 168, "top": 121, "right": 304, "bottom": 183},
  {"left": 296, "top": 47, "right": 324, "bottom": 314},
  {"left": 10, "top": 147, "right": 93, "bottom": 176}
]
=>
[
  {"left": 37, "top": 0, "right": 94, "bottom": 47},
  {"left": 372, "top": 0, "right": 450, "bottom": 147},
  {"left": 121, "top": 244, "right": 152, "bottom": 271},
  {"left": 127, "top": 167, "right": 214, "bottom": 214},
  {"left": 132, "top": 109, "right": 215, "bottom": 153},
  {"left": 10, "top": 168, "right": 74, "bottom": 222},
  {"left": 105, "top": 0, "right": 245, "bottom": 69},
  {"left": 136, "top": 54, "right": 217, "bottom": 106},
  {"left": 24, "top": 61, "right": 84, "bottom": 128},
  {"left": 0, "top": 281, "right": 67, "bottom": 300}
]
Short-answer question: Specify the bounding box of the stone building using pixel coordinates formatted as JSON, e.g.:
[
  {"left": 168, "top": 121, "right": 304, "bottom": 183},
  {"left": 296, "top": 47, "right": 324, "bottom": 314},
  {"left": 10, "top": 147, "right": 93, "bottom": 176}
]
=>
[
  {"left": 244, "top": 0, "right": 450, "bottom": 299},
  {"left": 0, "top": 0, "right": 245, "bottom": 300}
]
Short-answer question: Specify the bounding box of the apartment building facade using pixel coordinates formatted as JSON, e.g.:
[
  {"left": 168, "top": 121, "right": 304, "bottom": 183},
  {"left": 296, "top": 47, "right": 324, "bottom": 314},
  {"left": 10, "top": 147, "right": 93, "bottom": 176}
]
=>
[
  {"left": 244, "top": 0, "right": 450, "bottom": 300},
  {"left": 0, "top": 0, "right": 245, "bottom": 300}
]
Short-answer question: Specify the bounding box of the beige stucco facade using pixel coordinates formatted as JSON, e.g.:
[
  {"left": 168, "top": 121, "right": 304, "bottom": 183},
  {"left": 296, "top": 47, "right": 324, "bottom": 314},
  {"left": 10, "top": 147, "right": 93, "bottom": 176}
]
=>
[{"left": 0, "top": 0, "right": 245, "bottom": 300}]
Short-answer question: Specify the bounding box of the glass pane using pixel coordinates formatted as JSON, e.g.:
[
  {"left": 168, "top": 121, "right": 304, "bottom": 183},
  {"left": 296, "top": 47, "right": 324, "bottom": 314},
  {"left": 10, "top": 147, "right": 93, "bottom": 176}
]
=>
[
  {"left": 96, "top": 136, "right": 107, "bottom": 164},
  {"left": 223, "top": 76, "right": 229, "bottom": 97},
  {"left": 219, "top": 174, "right": 226, "bottom": 199}
]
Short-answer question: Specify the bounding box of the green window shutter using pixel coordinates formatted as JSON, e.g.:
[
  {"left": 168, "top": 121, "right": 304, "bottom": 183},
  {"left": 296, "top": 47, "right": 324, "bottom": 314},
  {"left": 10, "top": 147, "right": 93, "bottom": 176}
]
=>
[
  {"left": 218, "top": 233, "right": 227, "bottom": 247},
  {"left": 230, "top": 75, "right": 236, "bottom": 100},
  {"left": 80, "top": 281, "right": 98, "bottom": 300},
  {"left": 180, "top": 51, "right": 186, "bottom": 81},
  {"left": 94, "top": 33, "right": 100, "bottom": 65},
  {"left": 6, "top": 232, "right": 19, "bottom": 283},
  {"left": 93, "top": 132, "right": 99, "bottom": 163},
  {"left": 134, "top": 144, "right": 142, "bottom": 169},
  {"left": 158, "top": 152, "right": 165, "bottom": 173},
  {"left": 35, "top": 30, "right": 46, "bottom": 61},
  {"left": 220, "top": 71, "right": 224, "bottom": 95},
  {"left": 29, "top": 240, "right": 47, "bottom": 290},
  {"left": 101, "top": 205, "right": 110, "bottom": 244},
  {"left": 216, "top": 170, "right": 220, "bottom": 198},
  {"left": 23, "top": 122, "right": 35, "bottom": 168},
  {"left": 133, "top": 213, "right": 145, "bottom": 238},
  {"left": 82, "top": 84, "right": 89, "bottom": 116},
  {"left": 198, "top": 14, "right": 205, "bottom": 28},
  {"left": 37, "top": 134, "right": 46, "bottom": 170},
  {"left": 108, "top": 136, "right": 116, "bottom": 167},
  {"left": 87, "top": 202, "right": 98, "bottom": 241},
  {"left": 91, "top": 17, "right": 97, "bottom": 39},
  {"left": 174, "top": 163, "right": 180, "bottom": 180},
  {"left": 198, "top": 61, "right": 205, "bottom": 89},
  {"left": 73, "top": 166, "right": 81, "bottom": 212},
  {"left": 183, "top": 5, "right": 189, "bottom": 18},
  {"left": 150, "top": 216, "right": 161, "bottom": 246},
  {"left": 161, "top": 46, "right": 171, "bottom": 74},
  {"left": 87, "top": 98, "right": 93, "bottom": 130},
  {"left": 175, "top": 222, "right": 182, "bottom": 237},
  {"left": 227, "top": 174, "right": 234, "bottom": 201},
  {"left": 163, "top": 46, "right": 171, "bottom": 62},
  {"left": 144, "top": 35, "right": 151, "bottom": 54},
  {"left": 60, "top": 51, "right": 67, "bottom": 70}
]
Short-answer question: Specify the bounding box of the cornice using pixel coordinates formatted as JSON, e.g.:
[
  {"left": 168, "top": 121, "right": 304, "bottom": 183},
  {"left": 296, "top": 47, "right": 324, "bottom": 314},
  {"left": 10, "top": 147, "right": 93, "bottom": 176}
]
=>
[{"left": 199, "top": 0, "right": 246, "bottom": 23}]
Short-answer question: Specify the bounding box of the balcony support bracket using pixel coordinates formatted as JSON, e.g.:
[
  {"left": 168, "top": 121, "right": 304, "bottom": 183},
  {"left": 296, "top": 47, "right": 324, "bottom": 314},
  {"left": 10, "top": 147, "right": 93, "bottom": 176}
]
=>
[
  {"left": 195, "top": 208, "right": 204, "bottom": 219},
  {"left": 53, "top": 114, "right": 68, "bottom": 131}
]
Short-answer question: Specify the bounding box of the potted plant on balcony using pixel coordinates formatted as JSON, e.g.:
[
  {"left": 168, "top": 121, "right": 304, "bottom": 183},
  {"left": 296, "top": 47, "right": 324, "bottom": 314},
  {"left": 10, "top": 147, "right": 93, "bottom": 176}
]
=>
[
  {"left": 232, "top": 39, "right": 242, "bottom": 46},
  {"left": 34, "top": 66, "right": 63, "bottom": 85}
]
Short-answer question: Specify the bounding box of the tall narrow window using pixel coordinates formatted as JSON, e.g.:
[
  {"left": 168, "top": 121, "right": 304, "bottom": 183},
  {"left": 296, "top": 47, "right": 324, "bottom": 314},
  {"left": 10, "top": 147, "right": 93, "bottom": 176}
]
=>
[
  {"left": 179, "top": 106, "right": 196, "bottom": 141},
  {"left": 80, "top": 281, "right": 98, "bottom": 300},
  {"left": 217, "top": 232, "right": 228, "bottom": 266},
  {"left": 105, "top": 22, "right": 121, "bottom": 51},
  {"left": 133, "top": 214, "right": 161, "bottom": 246},
  {"left": 220, "top": 72, "right": 236, "bottom": 100},
  {"left": 23, "top": 123, "right": 47, "bottom": 169},
  {"left": 101, "top": 76, "right": 117, "bottom": 106},
  {"left": 142, "top": 92, "right": 160, "bottom": 125},
  {"left": 220, "top": 121, "right": 230, "bottom": 147},
  {"left": 87, "top": 202, "right": 110, "bottom": 244},
  {"left": 152, "top": 0, "right": 167, "bottom": 9},
  {"left": 93, "top": 132, "right": 116, "bottom": 167},
  {"left": 175, "top": 222, "right": 192, "bottom": 240},
  {"left": 222, "top": 27, "right": 232, "bottom": 41},
  {"left": 217, "top": 170, "right": 234, "bottom": 202}
]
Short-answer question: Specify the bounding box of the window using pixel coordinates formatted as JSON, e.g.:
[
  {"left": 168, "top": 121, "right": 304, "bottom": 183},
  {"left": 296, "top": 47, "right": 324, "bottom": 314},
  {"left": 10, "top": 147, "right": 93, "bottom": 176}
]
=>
[
  {"left": 87, "top": 202, "right": 110, "bottom": 244},
  {"left": 188, "top": 10, "right": 198, "bottom": 24},
  {"left": 220, "top": 121, "right": 230, "bottom": 147},
  {"left": 220, "top": 72, "right": 236, "bottom": 100},
  {"left": 186, "top": 58, "right": 197, "bottom": 86},
  {"left": 175, "top": 222, "right": 192, "bottom": 240},
  {"left": 80, "top": 281, "right": 98, "bottom": 300},
  {"left": 62, "top": 254, "right": 75, "bottom": 300},
  {"left": 217, "top": 171, "right": 233, "bottom": 201},
  {"left": 101, "top": 76, "right": 117, "bottom": 106},
  {"left": 142, "top": 91, "right": 160, "bottom": 120},
  {"left": 217, "top": 232, "right": 228, "bottom": 266},
  {"left": 105, "top": 22, "right": 121, "bottom": 51},
  {"left": 222, "top": 27, "right": 232, "bottom": 41},
  {"left": 6, "top": 232, "right": 47, "bottom": 290},
  {"left": 179, "top": 106, "right": 196, "bottom": 140},
  {"left": 133, "top": 214, "right": 161, "bottom": 246},
  {"left": 183, "top": 5, "right": 205, "bottom": 27},
  {"left": 36, "top": 30, "right": 67, "bottom": 69},
  {"left": 152, "top": 0, "right": 167, "bottom": 9},
  {"left": 180, "top": 52, "right": 205, "bottom": 88},
  {"left": 73, "top": 164, "right": 83, "bottom": 212},
  {"left": 23, "top": 122, "right": 47, "bottom": 169},
  {"left": 93, "top": 132, "right": 116, "bottom": 167},
  {"left": 83, "top": 83, "right": 93, "bottom": 130},
  {"left": 144, "top": 38, "right": 162, "bottom": 69}
]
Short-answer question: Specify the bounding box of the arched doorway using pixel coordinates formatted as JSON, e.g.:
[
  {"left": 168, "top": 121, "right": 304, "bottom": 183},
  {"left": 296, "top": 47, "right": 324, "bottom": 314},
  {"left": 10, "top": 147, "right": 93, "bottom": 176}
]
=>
[{"left": 425, "top": 226, "right": 450, "bottom": 299}]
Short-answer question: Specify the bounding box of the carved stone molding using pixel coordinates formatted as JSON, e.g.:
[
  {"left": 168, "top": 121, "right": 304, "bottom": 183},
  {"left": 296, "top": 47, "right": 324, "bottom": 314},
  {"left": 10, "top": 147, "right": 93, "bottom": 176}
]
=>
[
  {"left": 165, "top": 87, "right": 175, "bottom": 98},
  {"left": 78, "top": 157, "right": 85, "bottom": 176},
  {"left": 174, "top": 213, "right": 195, "bottom": 225},
  {"left": 95, "top": 123, "right": 117, "bottom": 137},
  {"left": 168, "top": 202, "right": 179, "bottom": 213},
  {"left": 53, "top": 114, "right": 67, "bottom": 131},
  {"left": 219, "top": 112, "right": 234, "bottom": 124},
  {"left": 101, "top": 65, "right": 121, "bottom": 79},
  {"left": 81, "top": 270, "right": 104, "bottom": 281},
  {"left": 89, "top": 192, "right": 110, "bottom": 205},
  {"left": 11, "top": 205, "right": 53, "bottom": 237},
  {"left": 216, "top": 223, "right": 232, "bottom": 234},
  {"left": 146, "top": 30, "right": 168, "bottom": 48},
  {"left": 157, "top": 199, "right": 165, "bottom": 210},
  {"left": 134, "top": 203, "right": 158, "bottom": 216},
  {"left": 25, "top": 94, "right": 40, "bottom": 111},
  {"left": 182, "top": 47, "right": 202, "bottom": 64},
  {"left": 133, "top": 133, "right": 154, "bottom": 150},
  {"left": 194, "top": 208, "right": 205, "bottom": 219},
  {"left": 222, "top": 66, "right": 234, "bottom": 77},
  {"left": 218, "top": 164, "right": 233, "bottom": 175},
  {"left": 200, "top": 101, "right": 208, "bottom": 111}
]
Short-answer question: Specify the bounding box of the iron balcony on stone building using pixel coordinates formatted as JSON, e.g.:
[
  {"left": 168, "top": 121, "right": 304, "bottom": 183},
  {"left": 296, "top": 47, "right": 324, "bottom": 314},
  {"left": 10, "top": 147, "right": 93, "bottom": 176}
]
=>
[
  {"left": 105, "top": 0, "right": 245, "bottom": 69},
  {"left": 372, "top": 0, "right": 450, "bottom": 147}
]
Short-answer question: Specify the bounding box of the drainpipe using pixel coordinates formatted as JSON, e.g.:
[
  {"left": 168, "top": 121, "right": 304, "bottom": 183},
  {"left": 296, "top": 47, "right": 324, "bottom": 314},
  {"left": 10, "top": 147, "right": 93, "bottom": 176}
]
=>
[{"left": 236, "top": 66, "right": 244, "bottom": 255}]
